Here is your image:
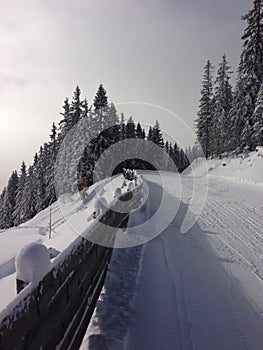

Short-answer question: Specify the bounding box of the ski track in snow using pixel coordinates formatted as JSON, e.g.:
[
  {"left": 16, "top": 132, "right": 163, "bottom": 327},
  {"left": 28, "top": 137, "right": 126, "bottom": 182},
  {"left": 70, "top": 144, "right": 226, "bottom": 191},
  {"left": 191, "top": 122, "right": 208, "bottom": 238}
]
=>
[{"left": 124, "top": 175, "right": 263, "bottom": 350}]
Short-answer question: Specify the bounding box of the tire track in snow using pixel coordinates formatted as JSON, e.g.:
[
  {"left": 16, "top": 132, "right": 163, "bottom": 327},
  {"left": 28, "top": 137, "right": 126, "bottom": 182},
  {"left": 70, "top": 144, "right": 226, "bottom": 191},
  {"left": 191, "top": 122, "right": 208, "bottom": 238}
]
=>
[
  {"left": 196, "top": 197, "right": 263, "bottom": 283},
  {"left": 160, "top": 234, "right": 195, "bottom": 350},
  {"left": 211, "top": 199, "right": 263, "bottom": 259}
]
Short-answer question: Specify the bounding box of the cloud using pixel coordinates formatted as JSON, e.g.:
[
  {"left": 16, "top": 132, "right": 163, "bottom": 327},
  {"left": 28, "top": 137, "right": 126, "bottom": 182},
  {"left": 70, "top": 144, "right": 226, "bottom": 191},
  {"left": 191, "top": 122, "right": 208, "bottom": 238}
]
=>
[
  {"left": 0, "top": 8, "right": 23, "bottom": 32},
  {"left": 0, "top": 74, "right": 29, "bottom": 90}
]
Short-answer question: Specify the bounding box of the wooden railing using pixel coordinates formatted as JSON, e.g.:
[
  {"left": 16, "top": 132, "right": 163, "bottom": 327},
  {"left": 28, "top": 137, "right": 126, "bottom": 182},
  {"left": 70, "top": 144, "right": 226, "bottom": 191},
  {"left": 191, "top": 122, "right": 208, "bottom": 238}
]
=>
[{"left": 0, "top": 185, "right": 142, "bottom": 350}]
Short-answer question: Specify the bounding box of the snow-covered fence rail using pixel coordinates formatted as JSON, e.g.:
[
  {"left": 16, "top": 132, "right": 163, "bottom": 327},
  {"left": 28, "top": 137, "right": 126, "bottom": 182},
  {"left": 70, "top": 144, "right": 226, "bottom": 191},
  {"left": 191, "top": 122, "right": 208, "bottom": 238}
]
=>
[{"left": 0, "top": 185, "right": 142, "bottom": 350}]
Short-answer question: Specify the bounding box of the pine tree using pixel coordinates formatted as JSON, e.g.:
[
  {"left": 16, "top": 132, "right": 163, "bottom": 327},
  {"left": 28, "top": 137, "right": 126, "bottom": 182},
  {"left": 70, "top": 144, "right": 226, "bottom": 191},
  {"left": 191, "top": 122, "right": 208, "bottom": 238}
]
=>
[
  {"left": 22, "top": 166, "right": 37, "bottom": 221},
  {"left": 213, "top": 55, "right": 233, "bottom": 155},
  {"left": 59, "top": 97, "right": 71, "bottom": 140},
  {"left": 195, "top": 60, "right": 214, "bottom": 158},
  {"left": 252, "top": 81, "right": 263, "bottom": 145},
  {"left": 82, "top": 98, "right": 89, "bottom": 119},
  {"left": 152, "top": 120, "right": 164, "bottom": 147},
  {"left": 126, "top": 117, "right": 136, "bottom": 138},
  {"left": 13, "top": 162, "right": 27, "bottom": 226},
  {"left": 147, "top": 126, "right": 153, "bottom": 141},
  {"left": 179, "top": 149, "right": 190, "bottom": 172},
  {"left": 93, "top": 84, "right": 109, "bottom": 132},
  {"left": 46, "top": 123, "right": 58, "bottom": 205},
  {"left": 229, "top": 61, "right": 248, "bottom": 153},
  {"left": 94, "top": 84, "right": 108, "bottom": 111},
  {"left": 0, "top": 188, "right": 7, "bottom": 229},
  {"left": 136, "top": 122, "right": 145, "bottom": 139},
  {"left": 237, "top": 0, "right": 263, "bottom": 149},
  {"left": 106, "top": 103, "right": 120, "bottom": 143},
  {"left": 172, "top": 142, "right": 180, "bottom": 170},
  {"left": 3, "top": 171, "right": 18, "bottom": 227},
  {"left": 35, "top": 145, "right": 49, "bottom": 211},
  {"left": 241, "top": 0, "right": 263, "bottom": 84},
  {"left": 70, "top": 85, "right": 83, "bottom": 126}
]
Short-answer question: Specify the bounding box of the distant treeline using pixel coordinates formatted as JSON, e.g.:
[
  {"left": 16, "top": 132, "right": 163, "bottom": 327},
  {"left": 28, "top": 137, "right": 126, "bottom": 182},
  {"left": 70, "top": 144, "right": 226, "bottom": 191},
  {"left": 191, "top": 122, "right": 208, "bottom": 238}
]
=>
[{"left": 0, "top": 84, "right": 189, "bottom": 229}]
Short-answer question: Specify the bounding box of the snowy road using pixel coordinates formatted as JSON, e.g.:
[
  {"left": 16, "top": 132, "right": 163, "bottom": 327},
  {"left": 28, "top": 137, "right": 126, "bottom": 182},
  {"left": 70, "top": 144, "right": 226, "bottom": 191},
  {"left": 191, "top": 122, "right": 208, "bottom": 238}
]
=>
[{"left": 125, "top": 175, "right": 263, "bottom": 350}]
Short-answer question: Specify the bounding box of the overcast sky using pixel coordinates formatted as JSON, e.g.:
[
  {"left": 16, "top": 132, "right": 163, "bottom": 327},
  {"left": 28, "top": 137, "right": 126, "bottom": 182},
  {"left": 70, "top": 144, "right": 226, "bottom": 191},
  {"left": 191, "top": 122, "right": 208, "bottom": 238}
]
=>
[{"left": 0, "top": 0, "right": 250, "bottom": 188}]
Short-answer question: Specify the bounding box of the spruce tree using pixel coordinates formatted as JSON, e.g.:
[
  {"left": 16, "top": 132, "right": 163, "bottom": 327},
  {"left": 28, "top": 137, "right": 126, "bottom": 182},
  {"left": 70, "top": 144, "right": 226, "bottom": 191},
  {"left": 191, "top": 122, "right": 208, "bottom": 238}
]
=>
[
  {"left": 22, "top": 166, "right": 37, "bottom": 220},
  {"left": 241, "top": 0, "right": 263, "bottom": 84},
  {"left": 213, "top": 55, "right": 233, "bottom": 155},
  {"left": 70, "top": 85, "right": 83, "bottom": 126},
  {"left": 0, "top": 188, "right": 5, "bottom": 229},
  {"left": 147, "top": 126, "right": 153, "bottom": 141},
  {"left": 126, "top": 117, "right": 136, "bottom": 139},
  {"left": 94, "top": 84, "right": 108, "bottom": 111},
  {"left": 13, "top": 162, "right": 27, "bottom": 226},
  {"left": 237, "top": 0, "right": 263, "bottom": 149},
  {"left": 46, "top": 123, "right": 58, "bottom": 205},
  {"left": 93, "top": 84, "right": 108, "bottom": 132},
  {"left": 0, "top": 171, "right": 19, "bottom": 228},
  {"left": 195, "top": 60, "right": 214, "bottom": 158},
  {"left": 136, "top": 122, "right": 145, "bottom": 139},
  {"left": 35, "top": 145, "right": 48, "bottom": 211},
  {"left": 152, "top": 120, "right": 164, "bottom": 147},
  {"left": 252, "top": 82, "right": 263, "bottom": 145},
  {"left": 59, "top": 97, "right": 71, "bottom": 139}
]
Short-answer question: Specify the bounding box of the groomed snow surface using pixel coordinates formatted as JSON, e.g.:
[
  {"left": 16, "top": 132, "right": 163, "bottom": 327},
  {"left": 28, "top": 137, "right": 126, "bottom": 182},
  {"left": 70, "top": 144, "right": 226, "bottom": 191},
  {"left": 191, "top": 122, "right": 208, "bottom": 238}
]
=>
[
  {"left": 1, "top": 152, "right": 263, "bottom": 349},
  {"left": 81, "top": 152, "right": 263, "bottom": 350}
]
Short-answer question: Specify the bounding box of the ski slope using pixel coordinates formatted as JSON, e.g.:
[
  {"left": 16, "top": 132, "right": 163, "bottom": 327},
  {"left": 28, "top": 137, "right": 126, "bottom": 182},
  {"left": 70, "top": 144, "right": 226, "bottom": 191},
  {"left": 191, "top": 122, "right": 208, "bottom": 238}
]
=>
[{"left": 82, "top": 163, "right": 263, "bottom": 349}]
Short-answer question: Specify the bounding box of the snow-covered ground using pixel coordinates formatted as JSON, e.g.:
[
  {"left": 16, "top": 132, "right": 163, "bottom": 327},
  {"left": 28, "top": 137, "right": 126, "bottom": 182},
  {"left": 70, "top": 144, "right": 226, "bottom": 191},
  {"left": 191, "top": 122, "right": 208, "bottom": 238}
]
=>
[
  {"left": 81, "top": 154, "right": 263, "bottom": 350},
  {"left": 1, "top": 153, "right": 263, "bottom": 349},
  {"left": 0, "top": 175, "right": 129, "bottom": 312},
  {"left": 184, "top": 150, "right": 263, "bottom": 184}
]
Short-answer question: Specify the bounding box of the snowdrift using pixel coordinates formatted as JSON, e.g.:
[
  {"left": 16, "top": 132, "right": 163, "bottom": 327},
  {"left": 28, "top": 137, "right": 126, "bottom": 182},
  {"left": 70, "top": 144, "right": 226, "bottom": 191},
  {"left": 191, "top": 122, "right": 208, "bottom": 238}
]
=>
[{"left": 183, "top": 150, "right": 263, "bottom": 184}]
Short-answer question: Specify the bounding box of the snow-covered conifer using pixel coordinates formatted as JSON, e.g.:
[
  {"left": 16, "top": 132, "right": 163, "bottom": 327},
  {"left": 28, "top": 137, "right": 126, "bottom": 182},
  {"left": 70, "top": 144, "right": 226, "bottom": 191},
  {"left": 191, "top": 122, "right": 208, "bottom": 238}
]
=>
[{"left": 195, "top": 60, "right": 214, "bottom": 158}]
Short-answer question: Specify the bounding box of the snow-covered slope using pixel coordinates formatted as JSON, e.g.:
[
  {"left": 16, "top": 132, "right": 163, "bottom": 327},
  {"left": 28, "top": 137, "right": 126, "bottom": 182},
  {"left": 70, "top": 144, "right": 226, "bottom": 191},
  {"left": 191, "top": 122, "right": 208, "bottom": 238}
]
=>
[
  {"left": 2, "top": 164, "right": 263, "bottom": 349},
  {"left": 81, "top": 171, "right": 263, "bottom": 350},
  {"left": 183, "top": 150, "right": 263, "bottom": 184},
  {"left": 0, "top": 175, "right": 128, "bottom": 311}
]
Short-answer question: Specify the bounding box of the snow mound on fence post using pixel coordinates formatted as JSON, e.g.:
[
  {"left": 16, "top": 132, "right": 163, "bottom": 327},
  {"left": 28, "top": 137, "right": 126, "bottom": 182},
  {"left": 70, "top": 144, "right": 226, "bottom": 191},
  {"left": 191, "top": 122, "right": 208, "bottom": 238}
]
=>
[
  {"left": 93, "top": 197, "right": 107, "bottom": 217},
  {"left": 127, "top": 181, "right": 135, "bottom": 192},
  {"left": 114, "top": 187, "right": 122, "bottom": 198},
  {"left": 256, "top": 146, "right": 263, "bottom": 157},
  {"left": 15, "top": 242, "right": 51, "bottom": 285}
]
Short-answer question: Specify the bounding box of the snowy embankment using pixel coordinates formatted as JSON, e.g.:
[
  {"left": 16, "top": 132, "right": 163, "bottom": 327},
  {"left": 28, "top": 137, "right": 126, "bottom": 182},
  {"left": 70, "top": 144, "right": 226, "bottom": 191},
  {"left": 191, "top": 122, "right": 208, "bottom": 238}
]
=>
[
  {"left": 0, "top": 174, "right": 132, "bottom": 312},
  {"left": 183, "top": 149, "right": 263, "bottom": 185}
]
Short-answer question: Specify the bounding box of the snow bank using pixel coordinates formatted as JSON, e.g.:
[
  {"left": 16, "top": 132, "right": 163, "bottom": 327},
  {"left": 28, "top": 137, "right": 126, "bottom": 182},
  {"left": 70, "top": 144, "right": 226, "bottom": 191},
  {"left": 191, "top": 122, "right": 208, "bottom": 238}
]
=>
[
  {"left": 184, "top": 151, "right": 263, "bottom": 184},
  {"left": 15, "top": 243, "right": 51, "bottom": 284}
]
